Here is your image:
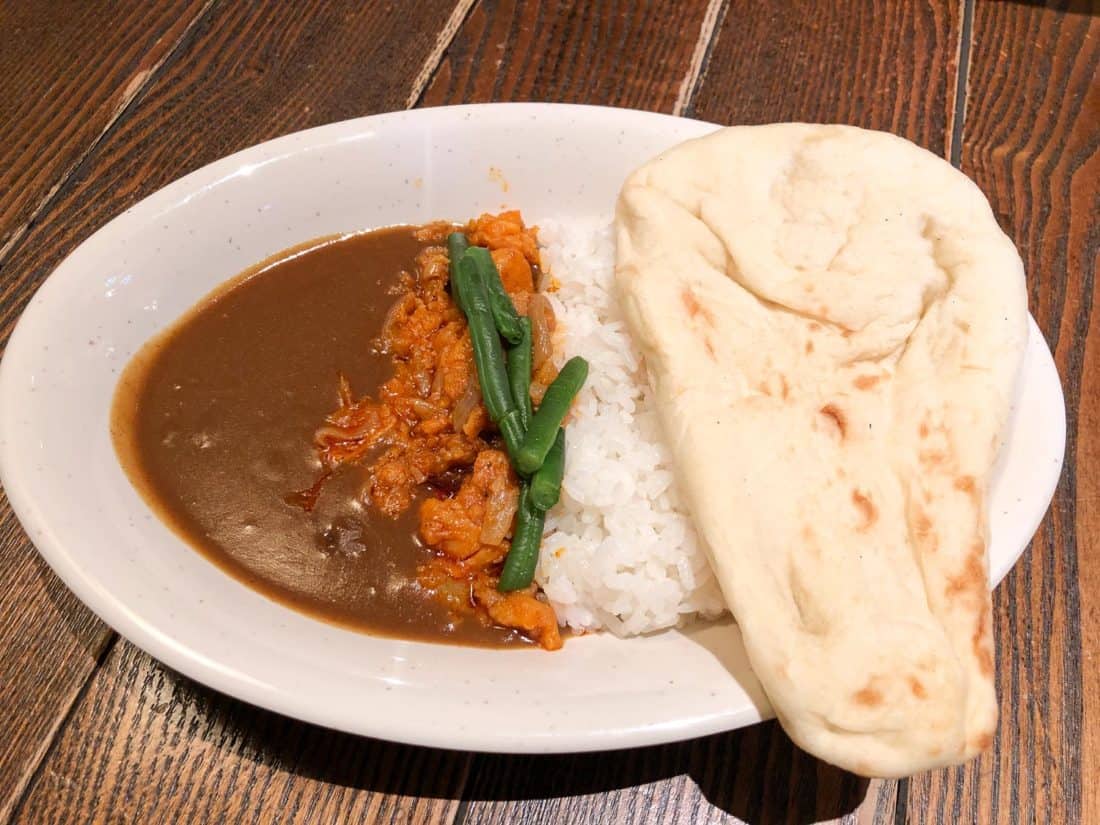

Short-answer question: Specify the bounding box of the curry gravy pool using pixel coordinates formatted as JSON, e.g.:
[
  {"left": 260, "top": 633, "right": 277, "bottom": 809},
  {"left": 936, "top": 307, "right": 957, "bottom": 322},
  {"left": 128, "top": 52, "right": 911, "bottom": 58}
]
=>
[{"left": 111, "top": 227, "right": 524, "bottom": 647}]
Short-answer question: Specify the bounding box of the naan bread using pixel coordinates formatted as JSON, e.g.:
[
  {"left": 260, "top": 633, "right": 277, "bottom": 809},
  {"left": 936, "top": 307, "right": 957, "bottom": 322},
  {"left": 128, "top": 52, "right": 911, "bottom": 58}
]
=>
[{"left": 615, "top": 124, "right": 1027, "bottom": 777}]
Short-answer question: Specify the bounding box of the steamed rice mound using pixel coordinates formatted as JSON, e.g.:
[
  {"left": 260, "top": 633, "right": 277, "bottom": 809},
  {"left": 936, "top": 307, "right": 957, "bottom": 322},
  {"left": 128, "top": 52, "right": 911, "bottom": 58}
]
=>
[{"left": 534, "top": 217, "right": 726, "bottom": 636}]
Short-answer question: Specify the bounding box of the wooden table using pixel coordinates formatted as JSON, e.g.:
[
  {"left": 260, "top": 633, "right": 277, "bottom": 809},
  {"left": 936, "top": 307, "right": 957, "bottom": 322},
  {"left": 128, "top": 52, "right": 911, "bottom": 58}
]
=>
[{"left": 0, "top": 2, "right": 1094, "bottom": 822}]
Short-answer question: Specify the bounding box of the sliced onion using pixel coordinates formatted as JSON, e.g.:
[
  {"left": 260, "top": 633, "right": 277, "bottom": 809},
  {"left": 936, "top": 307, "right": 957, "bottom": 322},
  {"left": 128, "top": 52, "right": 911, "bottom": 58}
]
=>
[
  {"left": 407, "top": 399, "right": 440, "bottom": 420},
  {"left": 451, "top": 377, "right": 482, "bottom": 433},
  {"left": 480, "top": 484, "right": 519, "bottom": 546},
  {"left": 429, "top": 364, "right": 446, "bottom": 397},
  {"left": 528, "top": 292, "right": 556, "bottom": 369},
  {"left": 529, "top": 381, "right": 548, "bottom": 406},
  {"left": 380, "top": 294, "right": 415, "bottom": 345},
  {"left": 413, "top": 368, "right": 432, "bottom": 398}
]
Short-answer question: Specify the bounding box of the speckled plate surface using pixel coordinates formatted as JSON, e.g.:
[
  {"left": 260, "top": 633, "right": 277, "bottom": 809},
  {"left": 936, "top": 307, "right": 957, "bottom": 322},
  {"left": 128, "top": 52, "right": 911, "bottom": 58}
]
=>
[{"left": 0, "top": 104, "right": 1065, "bottom": 752}]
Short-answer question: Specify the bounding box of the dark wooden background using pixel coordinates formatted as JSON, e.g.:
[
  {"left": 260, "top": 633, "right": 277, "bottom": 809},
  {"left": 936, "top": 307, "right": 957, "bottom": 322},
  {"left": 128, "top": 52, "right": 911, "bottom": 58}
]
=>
[{"left": 0, "top": 1, "right": 1095, "bottom": 822}]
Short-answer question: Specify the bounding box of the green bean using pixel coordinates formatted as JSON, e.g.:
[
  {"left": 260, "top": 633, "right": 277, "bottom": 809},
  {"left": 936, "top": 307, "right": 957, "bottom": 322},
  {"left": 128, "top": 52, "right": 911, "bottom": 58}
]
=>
[
  {"left": 452, "top": 256, "right": 514, "bottom": 424},
  {"left": 529, "top": 429, "right": 565, "bottom": 511},
  {"left": 447, "top": 232, "right": 469, "bottom": 311},
  {"left": 462, "top": 246, "right": 523, "bottom": 345},
  {"left": 498, "top": 484, "right": 545, "bottom": 592},
  {"left": 515, "top": 356, "right": 588, "bottom": 475},
  {"left": 497, "top": 408, "right": 526, "bottom": 468},
  {"left": 506, "top": 317, "right": 534, "bottom": 429}
]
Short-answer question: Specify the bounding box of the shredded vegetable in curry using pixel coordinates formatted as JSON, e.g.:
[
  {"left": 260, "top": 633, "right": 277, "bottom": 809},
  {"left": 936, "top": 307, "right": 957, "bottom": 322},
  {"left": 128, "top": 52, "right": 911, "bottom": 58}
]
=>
[{"left": 296, "top": 212, "right": 576, "bottom": 650}]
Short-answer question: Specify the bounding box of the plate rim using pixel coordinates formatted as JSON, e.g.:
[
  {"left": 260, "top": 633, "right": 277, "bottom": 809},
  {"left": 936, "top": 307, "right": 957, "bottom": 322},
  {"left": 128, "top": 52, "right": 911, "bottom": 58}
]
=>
[{"left": 0, "top": 102, "right": 1067, "bottom": 753}]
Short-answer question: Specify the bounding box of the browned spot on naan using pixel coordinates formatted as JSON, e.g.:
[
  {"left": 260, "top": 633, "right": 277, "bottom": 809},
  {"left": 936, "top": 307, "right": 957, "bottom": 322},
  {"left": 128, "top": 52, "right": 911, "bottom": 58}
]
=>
[
  {"left": 974, "top": 635, "right": 994, "bottom": 677},
  {"left": 820, "top": 404, "right": 847, "bottom": 438},
  {"left": 853, "top": 683, "right": 884, "bottom": 707},
  {"left": 954, "top": 475, "right": 981, "bottom": 507},
  {"left": 853, "top": 373, "right": 882, "bottom": 390},
  {"left": 913, "top": 507, "right": 939, "bottom": 553},
  {"left": 954, "top": 475, "right": 976, "bottom": 494},
  {"left": 946, "top": 544, "right": 986, "bottom": 598},
  {"left": 851, "top": 489, "right": 877, "bottom": 530},
  {"left": 681, "top": 287, "right": 715, "bottom": 325},
  {"left": 919, "top": 421, "right": 930, "bottom": 438},
  {"left": 703, "top": 336, "right": 717, "bottom": 360},
  {"left": 971, "top": 731, "right": 993, "bottom": 751},
  {"left": 805, "top": 340, "right": 814, "bottom": 354},
  {"left": 779, "top": 374, "right": 790, "bottom": 400},
  {"left": 972, "top": 590, "right": 995, "bottom": 677},
  {"left": 920, "top": 448, "right": 949, "bottom": 466},
  {"left": 808, "top": 322, "right": 822, "bottom": 332},
  {"left": 907, "top": 676, "right": 928, "bottom": 699}
]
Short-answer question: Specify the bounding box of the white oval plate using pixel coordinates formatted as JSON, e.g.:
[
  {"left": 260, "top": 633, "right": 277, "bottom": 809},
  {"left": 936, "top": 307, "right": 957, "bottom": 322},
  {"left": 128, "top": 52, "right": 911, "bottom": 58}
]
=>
[{"left": 0, "top": 104, "right": 1066, "bottom": 753}]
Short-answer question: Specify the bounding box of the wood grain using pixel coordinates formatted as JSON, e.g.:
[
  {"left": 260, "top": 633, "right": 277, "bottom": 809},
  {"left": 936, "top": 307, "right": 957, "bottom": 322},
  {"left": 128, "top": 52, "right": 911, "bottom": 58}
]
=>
[
  {"left": 0, "top": 7, "right": 216, "bottom": 814},
  {"left": 0, "top": 1, "right": 465, "bottom": 819},
  {"left": 0, "top": 0, "right": 210, "bottom": 255},
  {"left": 419, "top": 0, "right": 715, "bottom": 111},
  {"left": 0, "top": 501, "right": 113, "bottom": 824},
  {"left": 904, "top": 4, "right": 1098, "bottom": 824},
  {"left": 689, "top": 0, "right": 961, "bottom": 157},
  {"left": 0, "top": 0, "right": 471, "bottom": 341},
  {"left": 10, "top": 640, "right": 470, "bottom": 824},
  {"left": 456, "top": 1, "right": 964, "bottom": 821}
]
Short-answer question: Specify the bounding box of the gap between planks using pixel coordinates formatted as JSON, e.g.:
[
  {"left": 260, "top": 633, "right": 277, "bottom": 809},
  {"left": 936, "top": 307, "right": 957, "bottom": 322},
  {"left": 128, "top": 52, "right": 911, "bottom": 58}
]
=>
[
  {"left": 673, "top": 0, "right": 730, "bottom": 116},
  {"left": 406, "top": 0, "right": 479, "bottom": 109},
  {"left": 946, "top": 0, "right": 975, "bottom": 167}
]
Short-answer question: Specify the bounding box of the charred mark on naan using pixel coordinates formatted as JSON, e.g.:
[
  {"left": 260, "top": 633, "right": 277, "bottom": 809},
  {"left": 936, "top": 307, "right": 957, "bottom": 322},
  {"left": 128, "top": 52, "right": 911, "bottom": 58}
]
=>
[
  {"left": 954, "top": 475, "right": 981, "bottom": 509},
  {"left": 973, "top": 605, "right": 995, "bottom": 677},
  {"left": 851, "top": 489, "right": 878, "bottom": 530},
  {"left": 907, "top": 676, "right": 928, "bottom": 699},
  {"left": 681, "top": 287, "right": 715, "bottom": 325},
  {"left": 819, "top": 403, "right": 847, "bottom": 438},
  {"left": 911, "top": 506, "right": 939, "bottom": 554},
  {"left": 853, "top": 373, "right": 883, "bottom": 390},
  {"left": 945, "top": 544, "right": 986, "bottom": 599},
  {"left": 853, "top": 681, "right": 884, "bottom": 707},
  {"left": 970, "top": 731, "right": 994, "bottom": 752},
  {"left": 759, "top": 374, "right": 791, "bottom": 399},
  {"left": 919, "top": 448, "right": 950, "bottom": 466}
]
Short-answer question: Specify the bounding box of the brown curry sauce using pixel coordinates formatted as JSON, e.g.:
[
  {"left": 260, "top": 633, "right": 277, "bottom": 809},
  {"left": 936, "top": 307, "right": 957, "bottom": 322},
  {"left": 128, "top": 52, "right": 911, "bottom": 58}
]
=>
[{"left": 112, "top": 219, "right": 560, "bottom": 648}]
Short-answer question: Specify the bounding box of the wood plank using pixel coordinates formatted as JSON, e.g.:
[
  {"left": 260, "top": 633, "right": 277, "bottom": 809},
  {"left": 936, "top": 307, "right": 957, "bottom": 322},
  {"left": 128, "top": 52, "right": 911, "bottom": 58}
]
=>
[
  {"left": 0, "top": 0, "right": 466, "bottom": 340},
  {"left": 904, "top": 4, "right": 1098, "bottom": 824},
  {"left": 0, "top": 7, "right": 217, "bottom": 816},
  {"left": 9, "top": 640, "right": 469, "bottom": 825},
  {"left": 688, "top": 0, "right": 961, "bottom": 156},
  {"left": 0, "top": 1, "right": 467, "bottom": 820},
  {"left": 455, "top": 2, "right": 963, "bottom": 823},
  {"left": 0, "top": 0, "right": 210, "bottom": 255},
  {"left": 419, "top": 0, "right": 717, "bottom": 111},
  {"left": 0, "top": 496, "right": 113, "bottom": 824}
]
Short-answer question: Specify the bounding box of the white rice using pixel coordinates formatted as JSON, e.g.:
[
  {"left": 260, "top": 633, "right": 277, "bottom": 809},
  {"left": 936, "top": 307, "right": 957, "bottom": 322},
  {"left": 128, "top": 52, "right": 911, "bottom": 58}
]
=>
[{"left": 534, "top": 217, "right": 727, "bottom": 636}]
